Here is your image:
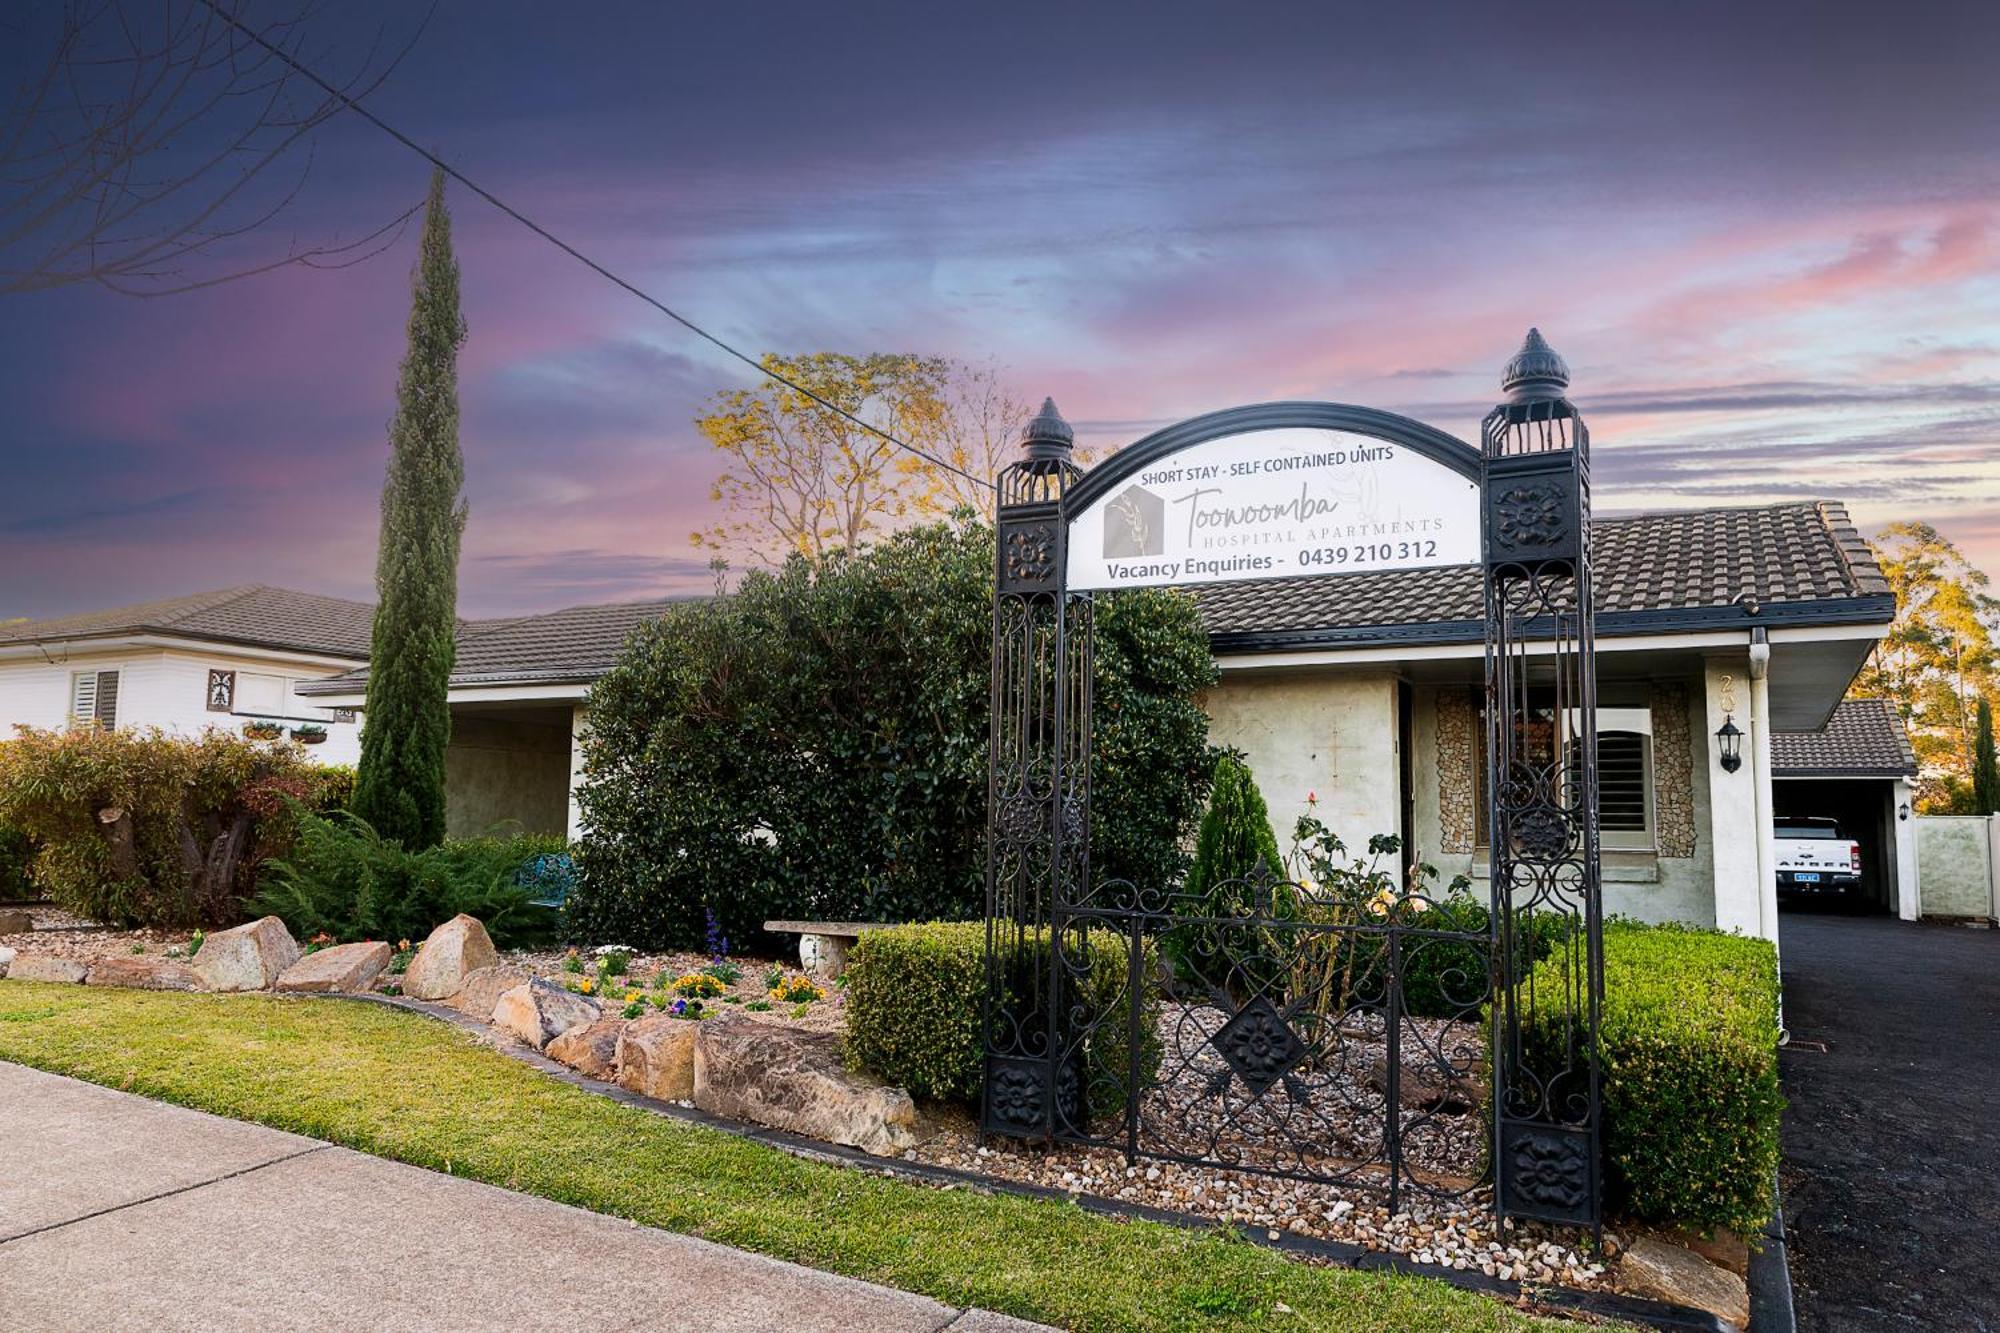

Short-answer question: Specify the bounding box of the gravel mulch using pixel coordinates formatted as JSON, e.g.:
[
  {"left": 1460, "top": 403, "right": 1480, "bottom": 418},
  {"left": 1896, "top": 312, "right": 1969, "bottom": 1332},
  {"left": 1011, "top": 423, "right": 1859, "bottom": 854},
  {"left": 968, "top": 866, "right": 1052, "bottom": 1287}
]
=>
[
  {"left": 0, "top": 904, "right": 197, "bottom": 959},
  {"left": 905, "top": 1001, "right": 1603, "bottom": 1288},
  {"left": 475, "top": 944, "right": 846, "bottom": 1032}
]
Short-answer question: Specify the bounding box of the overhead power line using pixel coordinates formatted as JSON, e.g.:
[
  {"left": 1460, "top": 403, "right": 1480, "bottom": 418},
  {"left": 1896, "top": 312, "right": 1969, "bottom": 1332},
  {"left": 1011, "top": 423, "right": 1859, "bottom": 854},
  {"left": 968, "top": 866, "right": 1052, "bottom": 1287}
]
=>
[{"left": 195, "top": 0, "right": 994, "bottom": 490}]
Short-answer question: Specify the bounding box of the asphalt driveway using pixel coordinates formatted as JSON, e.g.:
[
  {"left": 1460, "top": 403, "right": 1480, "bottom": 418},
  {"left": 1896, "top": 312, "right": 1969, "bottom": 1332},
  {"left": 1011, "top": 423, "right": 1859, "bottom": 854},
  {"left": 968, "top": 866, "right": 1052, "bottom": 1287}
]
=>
[{"left": 1776, "top": 908, "right": 2000, "bottom": 1332}]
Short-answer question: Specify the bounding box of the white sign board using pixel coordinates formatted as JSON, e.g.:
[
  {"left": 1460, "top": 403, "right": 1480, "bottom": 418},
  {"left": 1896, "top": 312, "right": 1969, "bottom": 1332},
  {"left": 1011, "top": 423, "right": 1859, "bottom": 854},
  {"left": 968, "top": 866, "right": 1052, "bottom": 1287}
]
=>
[{"left": 1066, "top": 428, "right": 1480, "bottom": 592}]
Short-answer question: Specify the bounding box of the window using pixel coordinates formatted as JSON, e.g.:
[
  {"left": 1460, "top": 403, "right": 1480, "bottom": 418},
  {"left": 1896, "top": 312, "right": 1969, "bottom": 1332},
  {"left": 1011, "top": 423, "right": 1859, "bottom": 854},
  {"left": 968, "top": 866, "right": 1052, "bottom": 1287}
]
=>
[
  {"left": 234, "top": 672, "right": 286, "bottom": 715},
  {"left": 70, "top": 669, "right": 120, "bottom": 730},
  {"left": 1592, "top": 727, "right": 1654, "bottom": 850},
  {"left": 1475, "top": 699, "right": 1655, "bottom": 852}
]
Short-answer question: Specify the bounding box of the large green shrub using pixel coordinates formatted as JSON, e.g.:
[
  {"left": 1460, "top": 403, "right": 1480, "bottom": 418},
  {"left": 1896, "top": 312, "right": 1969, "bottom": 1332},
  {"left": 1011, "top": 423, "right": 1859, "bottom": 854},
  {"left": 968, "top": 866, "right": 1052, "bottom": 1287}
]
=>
[
  {"left": 844, "top": 920, "right": 1159, "bottom": 1121},
  {"left": 0, "top": 727, "right": 347, "bottom": 927},
  {"left": 570, "top": 519, "right": 1217, "bottom": 951},
  {"left": 250, "top": 811, "right": 555, "bottom": 947},
  {"left": 0, "top": 822, "right": 33, "bottom": 899},
  {"left": 1517, "top": 922, "right": 1782, "bottom": 1235}
]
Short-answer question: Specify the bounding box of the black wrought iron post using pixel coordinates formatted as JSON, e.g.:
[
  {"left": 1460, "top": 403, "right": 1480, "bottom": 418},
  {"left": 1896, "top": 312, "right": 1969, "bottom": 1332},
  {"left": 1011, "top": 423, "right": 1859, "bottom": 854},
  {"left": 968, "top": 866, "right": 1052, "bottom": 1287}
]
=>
[
  {"left": 982, "top": 398, "right": 1093, "bottom": 1141},
  {"left": 1481, "top": 329, "right": 1605, "bottom": 1229}
]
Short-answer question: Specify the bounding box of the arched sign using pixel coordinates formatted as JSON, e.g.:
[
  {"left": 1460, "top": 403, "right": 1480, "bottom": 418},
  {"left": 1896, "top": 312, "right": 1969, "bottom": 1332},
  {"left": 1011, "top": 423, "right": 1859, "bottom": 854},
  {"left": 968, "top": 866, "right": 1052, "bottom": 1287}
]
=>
[
  {"left": 985, "top": 338, "right": 1605, "bottom": 1235},
  {"left": 1062, "top": 403, "right": 1482, "bottom": 592}
]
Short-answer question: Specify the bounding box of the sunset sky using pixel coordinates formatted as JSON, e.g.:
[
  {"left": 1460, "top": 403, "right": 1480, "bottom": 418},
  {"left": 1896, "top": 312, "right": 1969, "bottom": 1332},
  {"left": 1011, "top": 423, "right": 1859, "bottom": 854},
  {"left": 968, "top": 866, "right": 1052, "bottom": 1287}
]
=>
[{"left": 6, "top": 0, "right": 1999, "bottom": 619}]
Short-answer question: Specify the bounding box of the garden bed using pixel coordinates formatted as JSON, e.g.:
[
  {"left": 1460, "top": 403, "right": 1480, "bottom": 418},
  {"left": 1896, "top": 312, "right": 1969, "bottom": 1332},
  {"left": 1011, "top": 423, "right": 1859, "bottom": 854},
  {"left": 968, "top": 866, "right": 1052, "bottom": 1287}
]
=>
[{"left": 904, "top": 999, "right": 1601, "bottom": 1289}]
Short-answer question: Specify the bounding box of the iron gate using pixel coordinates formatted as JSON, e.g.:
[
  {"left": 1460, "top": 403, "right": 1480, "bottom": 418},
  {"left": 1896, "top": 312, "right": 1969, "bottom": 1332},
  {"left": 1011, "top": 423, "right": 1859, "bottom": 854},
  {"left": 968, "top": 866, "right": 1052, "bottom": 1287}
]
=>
[{"left": 982, "top": 331, "right": 1605, "bottom": 1230}]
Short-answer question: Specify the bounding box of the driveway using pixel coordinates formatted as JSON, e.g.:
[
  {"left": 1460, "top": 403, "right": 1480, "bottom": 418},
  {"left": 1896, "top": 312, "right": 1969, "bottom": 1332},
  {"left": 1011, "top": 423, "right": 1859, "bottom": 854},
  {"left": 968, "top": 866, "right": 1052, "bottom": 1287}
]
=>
[
  {"left": 0, "top": 1061, "right": 1044, "bottom": 1333},
  {"left": 1776, "top": 908, "right": 2000, "bottom": 1333}
]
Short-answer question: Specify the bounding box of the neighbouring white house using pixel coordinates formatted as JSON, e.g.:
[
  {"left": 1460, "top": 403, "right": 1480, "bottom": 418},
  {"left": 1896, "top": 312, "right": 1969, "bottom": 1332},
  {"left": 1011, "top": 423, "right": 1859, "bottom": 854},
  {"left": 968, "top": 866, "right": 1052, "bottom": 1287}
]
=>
[
  {"left": 0, "top": 586, "right": 375, "bottom": 766},
  {"left": 6, "top": 499, "right": 1909, "bottom": 945}
]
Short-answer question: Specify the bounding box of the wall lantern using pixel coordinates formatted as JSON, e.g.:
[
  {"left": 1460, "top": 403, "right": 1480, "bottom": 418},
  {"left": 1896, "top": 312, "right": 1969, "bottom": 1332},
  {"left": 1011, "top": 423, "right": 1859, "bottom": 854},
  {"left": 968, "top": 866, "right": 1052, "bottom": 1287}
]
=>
[
  {"left": 1715, "top": 716, "right": 1744, "bottom": 773},
  {"left": 1898, "top": 802, "right": 1911, "bottom": 822}
]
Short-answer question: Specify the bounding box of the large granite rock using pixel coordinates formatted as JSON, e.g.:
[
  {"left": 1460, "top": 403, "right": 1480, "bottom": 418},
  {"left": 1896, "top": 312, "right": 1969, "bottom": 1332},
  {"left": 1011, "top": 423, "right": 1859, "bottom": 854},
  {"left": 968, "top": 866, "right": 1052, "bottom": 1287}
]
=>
[
  {"left": 1358, "top": 1045, "right": 1488, "bottom": 1112},
  {"left": 547, "top": 1018, "right": 627, "bottom": 1079},
  {"left": 402, "top": 914, "right": 498, "bottom": 1000},
  {"left": 616, "top": 1014, "right": 699, "bottom": 1101},
  {"left": 192, "top": 916, "right": 300, "bottom": 992},
  {"left": 1618, "top": 1236, "right": 1749, "bottom": 1330},
  {"left": 7, "top": 954, "right": 86, "bottom": 984},
  {"left": 443, "top": 964, "right": 533, "bottom": 1018},
  {"left": 85, "top": 956, "right": 198, "bottom": 990},
  {"left": 274, "top": 941, "right": 392, "bottom": 993},
  {"left": 492, "top": 979, "right": 600, "bottom": 1050},
  {"left": 693, "top": 1014, "right": 920, "bottom": 1156},
  {"left": 0, "top": 910, "right": 33, "bottom": 935}
]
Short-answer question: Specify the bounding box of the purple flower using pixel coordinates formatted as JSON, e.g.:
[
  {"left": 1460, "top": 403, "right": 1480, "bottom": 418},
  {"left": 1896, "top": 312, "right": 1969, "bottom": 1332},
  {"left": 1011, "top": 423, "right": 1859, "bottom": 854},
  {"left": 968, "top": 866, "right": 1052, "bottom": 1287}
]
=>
[{"left": 672, "top": 999, "right": 687, "bottom": 1016}]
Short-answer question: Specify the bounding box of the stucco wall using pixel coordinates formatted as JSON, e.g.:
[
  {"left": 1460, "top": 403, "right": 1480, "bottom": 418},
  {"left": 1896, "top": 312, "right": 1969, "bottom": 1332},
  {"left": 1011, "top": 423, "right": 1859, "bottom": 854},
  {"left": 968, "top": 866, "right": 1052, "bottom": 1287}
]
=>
[
  {"left": 443, "top": 714, "right": 572, "bottom": 840},
  {"left": 1203, "top": 670, "right": 1401, "bottom": 859},
  {"left": 1916, "top": 815, "right": 1996, "bottom": 920},
  {"left": 0, "top": 647, "right": 363, "bottom": 765}
]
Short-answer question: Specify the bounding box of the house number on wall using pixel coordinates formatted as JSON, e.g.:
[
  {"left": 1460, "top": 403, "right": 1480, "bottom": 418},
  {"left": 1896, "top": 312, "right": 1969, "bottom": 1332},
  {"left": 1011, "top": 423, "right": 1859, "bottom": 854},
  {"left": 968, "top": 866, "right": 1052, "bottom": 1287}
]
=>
[{"left": 206, "top": 669, "right": 236, "bottom": 712}]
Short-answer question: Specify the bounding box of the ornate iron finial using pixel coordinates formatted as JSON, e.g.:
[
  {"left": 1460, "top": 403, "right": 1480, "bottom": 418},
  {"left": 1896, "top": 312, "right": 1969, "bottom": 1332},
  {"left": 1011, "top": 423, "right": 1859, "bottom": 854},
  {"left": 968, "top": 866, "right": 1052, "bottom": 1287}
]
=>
[
  {"left": 1019, "top": 396, "right": 1075, "bottom": 465},
  {"left": 1501, "top": 328, "right": 1571, "bottom": 403}
]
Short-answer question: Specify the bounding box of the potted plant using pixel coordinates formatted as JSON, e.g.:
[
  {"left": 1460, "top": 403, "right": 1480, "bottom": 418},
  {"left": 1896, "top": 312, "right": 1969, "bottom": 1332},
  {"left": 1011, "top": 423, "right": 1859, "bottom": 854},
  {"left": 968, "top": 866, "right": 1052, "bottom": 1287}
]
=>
[
  {"left": 242, "top": 719, "right": 284, "bottom": 741},
  {"left": 290, "top": 723, "right": 328, "bottom": 745}
]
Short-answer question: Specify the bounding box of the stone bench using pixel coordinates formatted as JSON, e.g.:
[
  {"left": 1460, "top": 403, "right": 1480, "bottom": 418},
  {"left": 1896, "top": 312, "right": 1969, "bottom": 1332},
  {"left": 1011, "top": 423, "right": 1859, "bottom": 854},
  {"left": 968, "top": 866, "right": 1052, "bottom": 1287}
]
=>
[{"left": 761, "top": 920, "right": 892, "bottom": 979}]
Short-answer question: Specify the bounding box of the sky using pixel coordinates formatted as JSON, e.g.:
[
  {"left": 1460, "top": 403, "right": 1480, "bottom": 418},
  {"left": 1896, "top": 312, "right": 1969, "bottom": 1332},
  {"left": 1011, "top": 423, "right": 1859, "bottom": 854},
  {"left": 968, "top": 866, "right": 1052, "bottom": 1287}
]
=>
[{"left": 5, "top": 0, "right": 2000, "bottom": 620}]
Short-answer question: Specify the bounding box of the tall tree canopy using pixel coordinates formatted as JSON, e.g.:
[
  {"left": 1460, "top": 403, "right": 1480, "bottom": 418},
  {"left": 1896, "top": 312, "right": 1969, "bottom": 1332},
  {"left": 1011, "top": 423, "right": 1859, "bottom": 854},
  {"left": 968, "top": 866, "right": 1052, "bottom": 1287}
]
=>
[
  {"left": 351, "top": 169, "right": 466, "bottom": 849},
  {"left": 690, "top": 354, "right": 1036, "bottom": 566},
  {"left": 1851, "top": 522, "right": 1999, "bottom": 812}
]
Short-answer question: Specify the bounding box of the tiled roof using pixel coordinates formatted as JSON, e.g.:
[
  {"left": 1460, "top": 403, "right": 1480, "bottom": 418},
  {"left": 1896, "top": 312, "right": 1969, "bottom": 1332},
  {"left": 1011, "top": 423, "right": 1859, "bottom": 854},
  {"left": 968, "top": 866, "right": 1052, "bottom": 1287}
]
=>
[
  {"left": 1194, "top": 501, "right": 1891, "bottom": 647},
  {"left": 1773, "top": 698, "right": 1919, "bottom": 777},
  {"left": 285, "top": 501, "right": 1900, "bottom": 697},
  {"left": 0, "top": 585, "right": 374, "bottom": 659},
  {"left": 298, "top": 597, "right": 686, "bottom": 694}
]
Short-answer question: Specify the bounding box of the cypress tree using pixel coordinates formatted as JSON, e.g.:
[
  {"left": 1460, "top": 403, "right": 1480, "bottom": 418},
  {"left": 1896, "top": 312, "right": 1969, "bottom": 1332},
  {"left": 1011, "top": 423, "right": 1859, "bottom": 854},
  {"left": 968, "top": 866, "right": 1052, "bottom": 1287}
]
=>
[
  {"left": 1974, "top": 697, "right": 1998, "bottom": 816},
  {"left": 1184, "top": 752, "right": 1284, "bottom": 904},
  {"left": 351, "top": 168, "right": 466, "bottom": 850},
  {"left": 1167, "top": 752, "right": 1285, "bottom": 989}
]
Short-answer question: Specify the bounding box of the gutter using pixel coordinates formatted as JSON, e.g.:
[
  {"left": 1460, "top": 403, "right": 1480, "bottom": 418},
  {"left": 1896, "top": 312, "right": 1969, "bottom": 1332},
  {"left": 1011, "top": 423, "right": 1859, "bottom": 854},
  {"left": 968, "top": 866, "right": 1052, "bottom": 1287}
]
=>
[{"left": 1208, "top": 593, "right": 1896, "bottom": 657}]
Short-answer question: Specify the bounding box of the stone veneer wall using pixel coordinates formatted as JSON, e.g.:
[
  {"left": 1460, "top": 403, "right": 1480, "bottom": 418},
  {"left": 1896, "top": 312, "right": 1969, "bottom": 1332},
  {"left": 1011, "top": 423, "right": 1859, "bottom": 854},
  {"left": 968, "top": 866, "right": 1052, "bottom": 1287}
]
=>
[
  {"left": 1648, "top": 681, "right": 1696, "bottom": 858},
  {"left": 1437, "top": 688, "right": 1477, "bottom": 854},
  {"left": 1431, "top": 681, "right": 1698, "bottom": 859}
]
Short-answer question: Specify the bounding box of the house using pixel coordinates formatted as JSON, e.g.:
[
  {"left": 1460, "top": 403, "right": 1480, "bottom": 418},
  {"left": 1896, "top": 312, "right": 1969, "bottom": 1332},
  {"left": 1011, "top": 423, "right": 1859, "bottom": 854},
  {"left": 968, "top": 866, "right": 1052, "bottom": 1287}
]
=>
[
  {"left": 8, "top": 499, "right": 1904, "bottom": 943},
  {"left": 296, "top": 599, "right": 677, "bottom": 839},
  {"left": 1194, "top": 500, "right": 1895, "bottom": 941},
  {"left": 0, "top": 586, "right": 375, "bottom": 764},
  {"left": 303, "top": 498, "right": 1900, "bottom": 944}
]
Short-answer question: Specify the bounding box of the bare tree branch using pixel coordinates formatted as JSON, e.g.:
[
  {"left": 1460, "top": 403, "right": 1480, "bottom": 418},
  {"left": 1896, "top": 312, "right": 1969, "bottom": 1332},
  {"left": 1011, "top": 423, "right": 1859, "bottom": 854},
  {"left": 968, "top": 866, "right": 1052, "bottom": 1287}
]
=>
[{"left": 0, "top": 0, "right": 430, "bottom": 295}]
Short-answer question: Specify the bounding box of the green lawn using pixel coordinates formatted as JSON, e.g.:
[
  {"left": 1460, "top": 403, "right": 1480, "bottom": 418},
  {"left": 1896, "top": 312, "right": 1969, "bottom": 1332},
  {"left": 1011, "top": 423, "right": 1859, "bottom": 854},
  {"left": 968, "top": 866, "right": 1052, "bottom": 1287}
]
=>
[{"left": 0, "top": 980, "right": 1585, "bottom": 1332}]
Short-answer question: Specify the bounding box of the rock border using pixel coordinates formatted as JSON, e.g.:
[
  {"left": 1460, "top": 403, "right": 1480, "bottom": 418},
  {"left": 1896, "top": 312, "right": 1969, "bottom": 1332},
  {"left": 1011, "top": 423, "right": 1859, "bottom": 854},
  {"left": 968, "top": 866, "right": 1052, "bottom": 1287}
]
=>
[{"left": 313, "top": 990, "right": 1742, "bottom": 1333}]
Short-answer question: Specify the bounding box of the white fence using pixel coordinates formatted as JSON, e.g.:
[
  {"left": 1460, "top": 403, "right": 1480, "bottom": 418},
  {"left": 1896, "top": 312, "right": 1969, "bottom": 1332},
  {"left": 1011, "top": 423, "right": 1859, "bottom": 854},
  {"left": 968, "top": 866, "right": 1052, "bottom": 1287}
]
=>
[{"left": 1915, "top": 814, "right": 1999, "bottom": 922}]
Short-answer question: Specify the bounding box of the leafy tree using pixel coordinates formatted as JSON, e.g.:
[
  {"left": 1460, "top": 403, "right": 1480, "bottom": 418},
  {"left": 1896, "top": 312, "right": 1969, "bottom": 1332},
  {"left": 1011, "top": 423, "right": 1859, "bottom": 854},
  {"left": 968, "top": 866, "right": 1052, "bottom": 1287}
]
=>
[
  {"left": 1852, "top": 522, "right": 1999, "bottom": 812},
  {"left": 351, "top": 168, "right": 465, "bottom": 850},
  {"left": 570, "top": 519, "right": 1217, "bottom": 950},
  {"left": 690, "top": 352, "right": 948, "bottom": 565},
  {"left": 689, "top": 355, "right": 1059, "bottom": 565},
  {"left": 1974, "top": 698, "right": 1998, "bottom": 816}
]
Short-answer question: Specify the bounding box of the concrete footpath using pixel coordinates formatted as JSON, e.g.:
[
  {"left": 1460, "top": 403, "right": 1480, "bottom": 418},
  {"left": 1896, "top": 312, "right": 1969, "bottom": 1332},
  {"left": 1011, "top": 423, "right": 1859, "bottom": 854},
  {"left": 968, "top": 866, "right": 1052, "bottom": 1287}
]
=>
[{"left": 0, "top": 1061, "right": 1048, "bottom": 1332}]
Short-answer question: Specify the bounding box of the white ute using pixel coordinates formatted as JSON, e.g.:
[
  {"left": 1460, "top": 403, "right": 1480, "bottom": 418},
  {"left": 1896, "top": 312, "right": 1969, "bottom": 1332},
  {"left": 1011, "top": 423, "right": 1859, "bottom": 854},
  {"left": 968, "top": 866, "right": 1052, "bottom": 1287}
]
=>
[{"left": 1774, "top": 816, "right": 1863, "bottom": 897}]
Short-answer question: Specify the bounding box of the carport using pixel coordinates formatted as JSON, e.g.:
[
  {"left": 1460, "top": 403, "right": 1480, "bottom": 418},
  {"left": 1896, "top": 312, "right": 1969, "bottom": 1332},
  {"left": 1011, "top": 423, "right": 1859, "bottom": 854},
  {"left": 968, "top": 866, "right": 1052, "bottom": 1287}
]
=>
[{"left": 1772, "top": 699, "right": 1919, "bottom": 919}]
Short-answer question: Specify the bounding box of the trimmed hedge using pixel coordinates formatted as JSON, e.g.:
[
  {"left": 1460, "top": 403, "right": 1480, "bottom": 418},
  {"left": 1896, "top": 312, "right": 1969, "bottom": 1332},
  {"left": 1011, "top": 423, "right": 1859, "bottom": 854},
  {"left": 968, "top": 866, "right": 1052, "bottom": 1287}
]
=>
[
  {"left": 1519, "top": 921, "right": 1782, "bottom": 1235},
  {"left": 844, "top": 920, "right": 1159, "bottom": 1120}
]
